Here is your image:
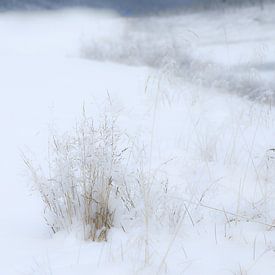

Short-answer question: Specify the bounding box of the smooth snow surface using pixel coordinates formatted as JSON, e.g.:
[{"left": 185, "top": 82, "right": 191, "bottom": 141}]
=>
[{"left": 1, "top": 5, "right": 275, "bottom": 275}]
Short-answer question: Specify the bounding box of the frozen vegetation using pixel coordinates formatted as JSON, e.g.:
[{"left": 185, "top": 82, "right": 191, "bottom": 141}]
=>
[{"left": 0, "top": 2, "right": 275, "bottom": 275}]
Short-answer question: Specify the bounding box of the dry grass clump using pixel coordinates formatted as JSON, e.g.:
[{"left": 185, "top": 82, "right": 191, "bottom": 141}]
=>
[
  {"left": 23, "top": 114, "right": 132, "bottom": 241},
  {"left": 22, "top": 111, "right": 187, "bottom": 245}
]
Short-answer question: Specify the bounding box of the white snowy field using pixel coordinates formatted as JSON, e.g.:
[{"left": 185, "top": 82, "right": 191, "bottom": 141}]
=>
[{"left": 0, "top": 4, "right": 275, "bottom": 275}]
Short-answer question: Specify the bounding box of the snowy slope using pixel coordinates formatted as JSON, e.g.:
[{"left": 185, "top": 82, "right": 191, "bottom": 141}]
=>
[{"left": 1, "top": 4, "right": 275, "bottom": 275}]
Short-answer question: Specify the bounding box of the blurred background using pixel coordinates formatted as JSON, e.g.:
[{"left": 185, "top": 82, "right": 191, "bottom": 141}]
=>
[{"left": 0, "top": 0, "right": 269, "bottom": 15}]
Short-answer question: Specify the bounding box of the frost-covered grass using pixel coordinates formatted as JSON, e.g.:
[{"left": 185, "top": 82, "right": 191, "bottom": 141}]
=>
[
  {"left": 23, "top": 114, "right": 131, "bottom": 241},
  {"left": 1, "top": 3, "right": 275, "bottom": 275}
]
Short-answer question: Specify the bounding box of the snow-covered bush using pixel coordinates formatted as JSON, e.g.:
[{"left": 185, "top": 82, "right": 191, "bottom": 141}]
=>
[{"left": 23, "top": 114, "right": 133, "bottom": 241}]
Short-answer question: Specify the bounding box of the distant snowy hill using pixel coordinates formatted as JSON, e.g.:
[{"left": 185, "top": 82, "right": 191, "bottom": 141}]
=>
[{"left": 0, "top": 0, "right": 270, "bottom": 14}]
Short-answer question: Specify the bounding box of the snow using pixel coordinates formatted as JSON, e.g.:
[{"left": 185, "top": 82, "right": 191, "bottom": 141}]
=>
[{"left": 1, "top": 4, "right": 275, "bottom": 275}]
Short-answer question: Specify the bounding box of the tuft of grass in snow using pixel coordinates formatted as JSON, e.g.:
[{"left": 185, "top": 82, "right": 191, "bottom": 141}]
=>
[{"left": 23, "top": 112, "right": 133, "bottom": 241}]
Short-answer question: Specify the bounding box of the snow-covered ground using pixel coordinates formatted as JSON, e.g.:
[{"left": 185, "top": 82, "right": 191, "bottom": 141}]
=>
[{"left": 1, "top": 4, "right": 275, "bottom": 275}]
